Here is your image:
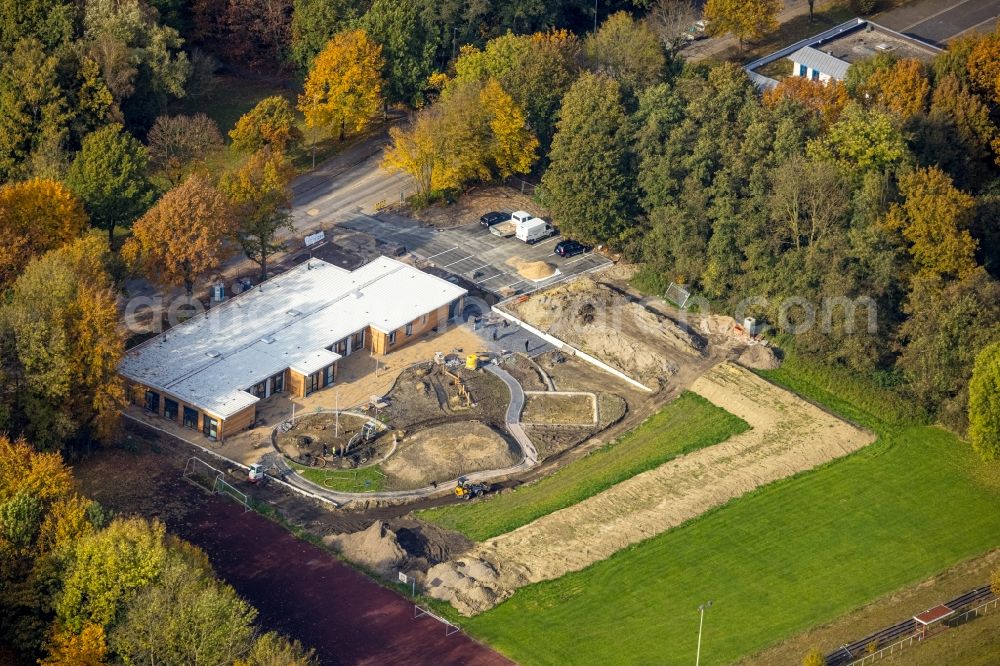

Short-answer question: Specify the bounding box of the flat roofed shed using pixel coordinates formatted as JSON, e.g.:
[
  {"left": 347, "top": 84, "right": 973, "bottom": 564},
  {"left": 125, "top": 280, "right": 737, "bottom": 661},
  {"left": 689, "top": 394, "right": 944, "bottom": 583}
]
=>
[
  {"left": 913, "top": 604, "right": 954, "bottom": 626},
  {"left": 119, "top": 256, "right": 467, "bottom": 419}
]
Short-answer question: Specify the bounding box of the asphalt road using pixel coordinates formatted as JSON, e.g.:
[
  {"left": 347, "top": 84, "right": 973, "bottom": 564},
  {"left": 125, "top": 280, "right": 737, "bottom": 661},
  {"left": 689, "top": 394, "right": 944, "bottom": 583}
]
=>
[
  {"left": 880, "top": 0, "right": 1000, "bottom": 44},
  {"left": 338, "top": 212, "right": 613, "bottom": 299}
]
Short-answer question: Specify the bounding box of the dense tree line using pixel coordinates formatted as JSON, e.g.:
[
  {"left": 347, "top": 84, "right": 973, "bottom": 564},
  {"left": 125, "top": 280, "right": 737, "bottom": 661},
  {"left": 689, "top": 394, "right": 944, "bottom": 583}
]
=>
[{"left": 0, "top": 437, "right": 316, "bottom": 664}]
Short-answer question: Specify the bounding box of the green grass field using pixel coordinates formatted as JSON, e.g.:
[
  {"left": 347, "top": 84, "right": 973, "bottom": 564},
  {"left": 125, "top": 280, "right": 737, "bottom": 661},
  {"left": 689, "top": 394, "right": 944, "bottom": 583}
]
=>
[
  {"left": 418, "top": 392, "right": 749, "bottom": 541},
  {"left": 459, "top": 355, "right": 1000, "bottom": 665},
  {"left": 287, "top": 461, "right": 385, "bottom": 492}
]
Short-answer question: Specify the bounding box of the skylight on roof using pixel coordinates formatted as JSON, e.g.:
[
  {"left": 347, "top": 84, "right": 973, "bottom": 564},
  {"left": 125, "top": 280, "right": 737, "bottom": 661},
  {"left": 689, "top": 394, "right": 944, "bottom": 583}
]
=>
[
  {"left": 287, "top": 309, "right": 301, "bottom": 316},
  {"left": 205, "top": 350, "right": 221, "bottom": 358}
]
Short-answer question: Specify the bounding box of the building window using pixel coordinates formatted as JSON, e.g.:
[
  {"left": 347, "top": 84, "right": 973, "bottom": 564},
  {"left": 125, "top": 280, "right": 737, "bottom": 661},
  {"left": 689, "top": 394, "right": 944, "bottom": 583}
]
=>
[
  {"left": 811, "top": 69, "right": 819, "bottom": 81},
  {"left": 183, "top": 406, "right": 198, "bottom": 429},
  {"left": 388, "top": 331, "right": 396, "bottom": 345},
  {"left": 307, "top": 372, "right": 321, "bottom": 395},
  {"left": 352, "top": 330, "right": 365, "bottom": 349},
  {"left": 164, "top": 398, "right": 178, "bottom": 421},
  {"left": 324, "top": 364, "right": 335, "bottom": 387},
  {"left": 251, "top": 381, "right": 267, "bottom": 398},
  {"left": 270, "top": 371, "right": 284, "bottom": 394},
  {"left": 405, "top": 322, "right": 413, "bottom": 336},
  {"left": 335, "top": 338, "right": 348, "bottom": 354},
  {"left": 203, "top": 416, "right": 219, "bottom": 440},
  {"left": 799, "top": 63, "right": 807, "bottom": 77},
  {"left": 144, "top": 390, "right": 160, "bottom": 414}
]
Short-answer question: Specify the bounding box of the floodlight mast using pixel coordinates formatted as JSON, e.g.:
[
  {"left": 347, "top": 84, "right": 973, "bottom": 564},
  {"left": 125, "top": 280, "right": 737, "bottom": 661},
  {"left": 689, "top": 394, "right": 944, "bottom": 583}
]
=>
[{"left": 695, "top": 600, "right": 713, "bottom": 666}]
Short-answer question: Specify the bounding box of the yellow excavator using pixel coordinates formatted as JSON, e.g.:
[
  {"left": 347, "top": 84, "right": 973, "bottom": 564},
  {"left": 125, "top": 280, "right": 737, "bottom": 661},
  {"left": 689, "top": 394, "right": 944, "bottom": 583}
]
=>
[{"left": 454, "top": 477, "right": 489, "bottom": 500}]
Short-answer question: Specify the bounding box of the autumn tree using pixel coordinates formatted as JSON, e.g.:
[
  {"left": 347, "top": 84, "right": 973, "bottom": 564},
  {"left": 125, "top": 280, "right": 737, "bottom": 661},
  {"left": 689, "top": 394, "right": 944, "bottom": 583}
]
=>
[
  {"left": 968, "top": 340, "right": 1000, "bottom": 460},
  {"left": 221, "top": 151, "right": 294, "bottom": 281},
  {"left": 585, "top": 12, "right": 666, "bottom": 98},
  {"left": 66, "top": 123, "right": 154, "bottom": 246},
  {"left": 0, "top": 237, "right": 125, "bottom": 450},
  {"left": 123, "top": 174, "right": 235, "bottom": 295},
  {"left": 704, "top": 0, "right": 780, "bottom": 50},
  {"left": 763, "top": 76, "right": 849, "bottom": 126},
  {"left": 541, "top": 72, "right": 636, "bottom": 245},
  {"left": 243, "top": 631, "right": 318, "bottom": 666},
  {"left": 967, "top": 32, "right": 1000, "bottom": 105},
  {"left": 452, "top": 30, "right": 580, "bottom": 152},
  {"left": 382, "top": 79, "right": 538, "bottom": 198},
  {"left": 299, "top": 29, "right": 384, "bottom": 141},
  {"left": 147, "top": 113, "right": 224, "bottom": 184},
  {"left": 0, "top": 0, "right": 76, "bottom": 52},
  {"left": 218, "top": 0, "right": 292, "bottom": 70},
  {"left": 229, "top": 96, "right": 303, "bottom": 154},
  {"left": 802, "top": 648, "right": 826, "bottom": 666},
  {"left": 885, "top": 166, "right": 978, "bottom": 281},
  {"left": 0, "top": 178, "right": 88, "bottom": 286},
  {"left": 864, "top": 58, "right": 931, "bottom": 119},
  {"left": 769, "top": 155, "right": 849, "bottom": 252}
]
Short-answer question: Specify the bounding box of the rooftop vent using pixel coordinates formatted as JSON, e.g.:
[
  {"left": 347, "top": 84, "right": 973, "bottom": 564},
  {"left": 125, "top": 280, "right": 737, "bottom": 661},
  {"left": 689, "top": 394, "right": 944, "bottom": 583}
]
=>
[
  {"left": 260, "top": 336, "right": 276, "bottom": 344},
  {"left": 351, "top": 290, "right": 363, "bottom": 299},
  {"left": 287, "top": 309, "right": 301, "bottom": 317},
  {"left": 205, "top": 350, "right": 221, "bottom": 358},
  {"left": 875, "top": 43, "right": 896, "bottom": 52}
]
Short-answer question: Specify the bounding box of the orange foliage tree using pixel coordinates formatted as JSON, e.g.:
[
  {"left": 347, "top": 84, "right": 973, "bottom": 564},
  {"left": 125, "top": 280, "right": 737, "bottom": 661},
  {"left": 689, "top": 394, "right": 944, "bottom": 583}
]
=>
[
  {"left": 0, "top": 178, "right": 88, "bottom": 286},
  {"left": 763, "top": 76, "right": 849, "bottom": 126},
  {"left": 122, "top": 174, "right": 235, "bottom": 296},
  {"left": 298, "top": 29, "right": 384, "bottom": 141},
  {"left": 866, "top": 58, "right": 931, "bottom": 119}
]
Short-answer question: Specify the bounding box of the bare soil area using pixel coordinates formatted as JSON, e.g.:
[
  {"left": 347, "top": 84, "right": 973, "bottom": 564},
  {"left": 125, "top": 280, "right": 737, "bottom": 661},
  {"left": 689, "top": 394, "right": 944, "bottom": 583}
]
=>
[
  {"left": 524, "top": 393, "right": 628, "bottom": 460},
  {"left": 381, "top": 421, "right": 520, "bottom": 490},
  {"left": 275, "top": 411, "right": 387, "bottom": 469},
  {"left": 381, "top": 362, "right": 508, "bottom": 431},
  {"left": 393, "top": 185, "right": 544, "bottom": 229},
  {"left": 507, "top": 277, "right": 707, "bottom": 389},
  {"left": 521, "top": 392, "right": 596, "bottom": 426},
  {"left": 425, "top": 363, "right": 875, "bottom": 615}
]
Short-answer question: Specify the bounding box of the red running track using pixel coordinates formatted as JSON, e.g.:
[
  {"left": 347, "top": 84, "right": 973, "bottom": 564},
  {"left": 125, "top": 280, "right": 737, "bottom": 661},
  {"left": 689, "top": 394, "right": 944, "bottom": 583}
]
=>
[{"left": 179, "top": 497, "right": 513, "bottom": 666}]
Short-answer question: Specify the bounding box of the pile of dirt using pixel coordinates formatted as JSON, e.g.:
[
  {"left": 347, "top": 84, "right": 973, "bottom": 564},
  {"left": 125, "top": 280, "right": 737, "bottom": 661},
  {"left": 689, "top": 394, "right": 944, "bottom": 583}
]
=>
[
  {"left": 324, "top": 520, "right": 406, "bottom": 576},
  {"left": 425, "top": 363, "right": 874, "bottom": 616},
  {"left": 380, "top": 421, "right": 520, "bottom": 489},
  {"left": 509, "top": 278, "right": 705, "bottom": 386},
  {"left": 505, "top": 257, "right": 556, "bottom": 281},
  {"left": 737, "top": 344, "right": 781, "bottom": 370}
]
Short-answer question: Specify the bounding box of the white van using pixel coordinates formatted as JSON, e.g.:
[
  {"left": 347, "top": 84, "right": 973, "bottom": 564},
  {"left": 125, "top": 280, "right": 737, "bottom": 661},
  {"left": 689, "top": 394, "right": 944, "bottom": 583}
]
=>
[{"left": 516, "top": 217, "right": 556, "bottom": 244}]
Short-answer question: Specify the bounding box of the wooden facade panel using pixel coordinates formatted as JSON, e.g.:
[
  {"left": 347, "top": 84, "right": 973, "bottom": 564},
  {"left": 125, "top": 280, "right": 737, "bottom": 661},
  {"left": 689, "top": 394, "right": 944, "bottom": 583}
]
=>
[
  {"left": 220, "top": 403, "right": 256, "bottom": 439},
  {"left": 288, "top": 370, "right": 306, "bottom": 398}
]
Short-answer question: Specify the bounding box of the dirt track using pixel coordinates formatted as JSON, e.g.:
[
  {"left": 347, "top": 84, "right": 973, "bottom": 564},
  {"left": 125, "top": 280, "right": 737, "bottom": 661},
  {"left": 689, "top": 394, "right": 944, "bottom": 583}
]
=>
[{"left": 426, "top": 363, "right": 875, "bottom": 615}]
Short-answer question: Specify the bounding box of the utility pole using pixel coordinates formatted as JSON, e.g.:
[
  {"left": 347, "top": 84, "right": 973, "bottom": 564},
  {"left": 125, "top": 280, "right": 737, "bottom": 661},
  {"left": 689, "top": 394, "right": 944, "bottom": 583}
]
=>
[{"left": 696, "top": 600, "right": 712, "bottom": 666}]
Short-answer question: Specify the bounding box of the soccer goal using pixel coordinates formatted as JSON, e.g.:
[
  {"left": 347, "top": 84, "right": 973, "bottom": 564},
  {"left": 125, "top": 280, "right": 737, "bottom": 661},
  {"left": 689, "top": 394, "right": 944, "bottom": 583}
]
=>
[
  {"left": 665, "top": 282, "right": 691, "bottom": 309},
  {"left": 414, "top": 605, "right": 461, "bottom": 637},
  {"left": 182, "top": 456, "right": 249, "bottom": 512}
]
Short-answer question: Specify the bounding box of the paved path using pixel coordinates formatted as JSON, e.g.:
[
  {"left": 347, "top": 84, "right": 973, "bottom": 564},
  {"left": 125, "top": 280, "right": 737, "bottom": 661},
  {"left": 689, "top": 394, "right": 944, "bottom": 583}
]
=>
[
  {"left": 878, "top": 0, "right": 1000, "bottom": 44},
  {"left": 486, "top": 363, "right": 539, "bottom": 466}
]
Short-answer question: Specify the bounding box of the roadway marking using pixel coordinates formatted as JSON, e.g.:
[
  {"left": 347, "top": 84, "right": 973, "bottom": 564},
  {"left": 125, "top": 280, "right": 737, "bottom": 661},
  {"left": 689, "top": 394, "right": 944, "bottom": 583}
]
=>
[
  {"left": 532, "top": 236, "right": 561, "bottom": 247},
  {"left": 900, "top": 0, "right": 975, "bottom": 32},
  {"left": 439, "top": 255, "right": 476, "bottom": 269},
  {"left": 563, "top": 253, "right": 598, "bottom": 267},
  {"left": 422, "top": 247, "right": 461, "bottom": 261},
  {"left": 948, "top": 14, "right": 1000, "bottom": 40}
]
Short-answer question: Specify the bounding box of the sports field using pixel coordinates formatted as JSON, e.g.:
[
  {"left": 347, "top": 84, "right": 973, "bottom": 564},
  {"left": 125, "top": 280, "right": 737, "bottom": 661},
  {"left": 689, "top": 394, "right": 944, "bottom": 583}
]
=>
[
  {"left": 460, "top": 355, "right": 1000, "bottom": 665},
  {"left": 418, "top": 392, "right": 748, "bottom": 541}
]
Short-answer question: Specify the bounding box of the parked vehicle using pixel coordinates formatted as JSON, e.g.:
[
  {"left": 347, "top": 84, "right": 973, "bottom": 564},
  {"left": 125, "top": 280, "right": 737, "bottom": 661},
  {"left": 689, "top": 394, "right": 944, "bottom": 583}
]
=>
[
  {"left": 490, "top": 210, "right": 532, "bottom": 237},
  {"left": 455, "top": 477, "right": 489, "bottom": 499},
  {"left": 555, "top": 239, "right": 591, "bottom": 257},
  {"left": 480, "top": 211, "right": 508, "bottom": 227},
  {"left": 516, "top": 217, "right": 557, "bottom": 244},
  {"left": 249, "top": 463, "right": 266, "bottom": 483}
]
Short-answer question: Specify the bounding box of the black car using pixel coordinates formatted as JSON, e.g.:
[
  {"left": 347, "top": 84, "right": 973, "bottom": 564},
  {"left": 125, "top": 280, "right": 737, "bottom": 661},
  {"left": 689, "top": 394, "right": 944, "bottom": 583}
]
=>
[
  {"left": 480, "top": 211, "right": 508, "bottom": 227},
  {"left": 555, "top": 239, "right": 590, "bottom": 257}
]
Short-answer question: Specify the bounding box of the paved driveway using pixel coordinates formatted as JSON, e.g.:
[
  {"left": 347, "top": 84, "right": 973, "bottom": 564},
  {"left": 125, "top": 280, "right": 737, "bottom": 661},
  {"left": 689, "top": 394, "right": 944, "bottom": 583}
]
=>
[
  {"left": 879, "top": 0, "right": 1000, "bottom": 44},
  {"left": 338, "top": 212, "right": 612, "bottom": 299}
]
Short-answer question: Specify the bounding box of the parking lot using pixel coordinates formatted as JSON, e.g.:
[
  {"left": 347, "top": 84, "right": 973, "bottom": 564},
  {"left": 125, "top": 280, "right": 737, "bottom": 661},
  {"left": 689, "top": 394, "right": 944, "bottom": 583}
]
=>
[{"left": 339, "top": 212, "right": 613, "bottom": 299}]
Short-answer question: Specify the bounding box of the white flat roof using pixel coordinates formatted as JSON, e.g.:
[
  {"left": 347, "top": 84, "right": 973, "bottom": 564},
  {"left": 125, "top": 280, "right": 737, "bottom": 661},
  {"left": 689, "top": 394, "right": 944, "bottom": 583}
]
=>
[{"left": 120, "top": 256, "right": 466, "bottom": 419}]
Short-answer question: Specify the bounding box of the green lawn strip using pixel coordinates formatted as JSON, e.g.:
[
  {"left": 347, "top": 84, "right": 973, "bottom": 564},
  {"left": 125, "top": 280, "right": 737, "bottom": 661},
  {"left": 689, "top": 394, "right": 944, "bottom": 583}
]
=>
[
  {"left": 287, "top": 461, "right": 385, "bottom": 492},
  {"left": 418, "top": 392, "right": 749, "bottom": 541},
  {"left": 462, "top": 424, "right": 1000, "bottom": 665}
]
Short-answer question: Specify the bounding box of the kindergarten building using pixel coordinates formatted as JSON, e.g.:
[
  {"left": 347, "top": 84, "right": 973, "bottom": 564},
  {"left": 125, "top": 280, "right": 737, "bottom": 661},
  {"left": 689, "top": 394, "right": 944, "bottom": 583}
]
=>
[{"left": 119, "top": 256, "right": 467, "bottom": 440}]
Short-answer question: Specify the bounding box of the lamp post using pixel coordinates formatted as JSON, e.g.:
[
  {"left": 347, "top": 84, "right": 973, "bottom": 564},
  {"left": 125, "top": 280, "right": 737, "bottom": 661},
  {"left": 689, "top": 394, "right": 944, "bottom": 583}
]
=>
[{"left": 696, "top": 600, "right": 712, "bottom": 666}]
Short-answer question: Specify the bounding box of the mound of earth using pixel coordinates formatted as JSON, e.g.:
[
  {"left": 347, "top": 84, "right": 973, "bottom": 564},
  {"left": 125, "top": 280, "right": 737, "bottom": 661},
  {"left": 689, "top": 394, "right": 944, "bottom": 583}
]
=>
[
  {"left": 505, "top": 257, "right": 556, "bottom": 281},
  {"left": 509, "top": 277, "right": 705, "bottom": 386},
  {"left": 324, "top": 520, "right": 406, "bottom": 576},
  {"left": 381, "top": 421, "right": 519, "bottom": 489},
  {"left": 737, "top": 344, "right": 781, "bottom": 370}
]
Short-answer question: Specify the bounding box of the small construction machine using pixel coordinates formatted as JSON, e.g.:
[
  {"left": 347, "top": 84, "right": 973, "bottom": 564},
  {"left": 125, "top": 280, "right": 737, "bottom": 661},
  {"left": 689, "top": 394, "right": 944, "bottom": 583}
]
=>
[
  {"left": 455, "top": 477, "right": 489, "bottom": 499},
  {"left": 248, "top": 463, "right": 266, "bottom": 484}
]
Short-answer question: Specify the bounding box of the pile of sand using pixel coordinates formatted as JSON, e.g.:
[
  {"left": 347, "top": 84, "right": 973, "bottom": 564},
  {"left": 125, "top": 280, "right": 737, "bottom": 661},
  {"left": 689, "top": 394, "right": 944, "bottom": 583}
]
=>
[
  {"left": 505, "top": 257, "right": 556, "bottom": 281},
  {"left": 425, "top": 363, "right": 874, "bottom": 615},
  {"left": 738, "top": 344, "right": 781, "bottom": 370},
  {"left": 324, "top": 521, "right": 406, "bottom": 576},
  {"left": 381, "top": 421, "right": 519, "bottom": 489},
  {"left": 510, "top": 278, "right": 705, "bottom": 385}
]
